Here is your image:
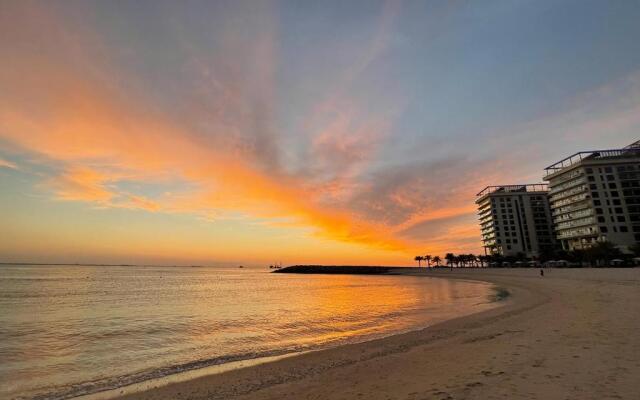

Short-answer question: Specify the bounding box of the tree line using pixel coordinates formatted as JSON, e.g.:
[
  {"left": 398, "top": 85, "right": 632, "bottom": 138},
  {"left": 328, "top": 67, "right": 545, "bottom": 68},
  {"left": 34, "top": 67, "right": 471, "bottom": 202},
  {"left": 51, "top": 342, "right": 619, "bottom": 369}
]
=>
[
  {"left": 414, "top": 253, "right": 488, "bottom": 268},
  {"left": 415, "top": 242, "right": 640, "bottom": 268}
]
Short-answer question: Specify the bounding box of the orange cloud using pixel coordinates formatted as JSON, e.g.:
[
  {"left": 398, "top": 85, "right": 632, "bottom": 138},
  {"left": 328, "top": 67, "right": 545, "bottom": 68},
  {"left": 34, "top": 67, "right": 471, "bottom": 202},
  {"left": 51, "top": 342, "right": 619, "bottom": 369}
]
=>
[{"left": 47, "top": 167, "right": 115, "bottom": 203}]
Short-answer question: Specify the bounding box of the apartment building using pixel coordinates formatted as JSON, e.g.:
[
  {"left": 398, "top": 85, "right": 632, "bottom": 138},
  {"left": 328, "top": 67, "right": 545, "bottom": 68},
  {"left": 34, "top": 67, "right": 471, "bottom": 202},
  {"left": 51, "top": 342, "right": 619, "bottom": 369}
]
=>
[
  {"left": 543, "top": 141, "right": 640, "bottom": 252},
  {"left": 476, "top": 184, "right": 556, "bottom": 257}
]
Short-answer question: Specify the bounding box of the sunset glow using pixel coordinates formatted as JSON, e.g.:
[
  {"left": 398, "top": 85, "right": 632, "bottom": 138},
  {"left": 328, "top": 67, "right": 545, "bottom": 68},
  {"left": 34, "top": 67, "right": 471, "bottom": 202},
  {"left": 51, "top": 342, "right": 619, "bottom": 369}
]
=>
[{"left": 1, "top": 1, "right": 639, "bottom": 265}]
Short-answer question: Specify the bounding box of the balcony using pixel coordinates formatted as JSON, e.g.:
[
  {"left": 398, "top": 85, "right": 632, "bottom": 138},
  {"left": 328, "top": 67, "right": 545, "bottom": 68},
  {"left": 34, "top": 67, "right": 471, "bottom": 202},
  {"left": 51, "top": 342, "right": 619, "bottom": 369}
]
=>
[
  {"left": 556, "top": 216, "right": 596, "bottom": 231},
  {"left": 549, "top": 185, "right": 588, "bottom": 202},
  {"left": 551, "top": 193, "right": 590, "bottom": 208},
  {"left": 551, "top": 201, "right": 591, "bottom": 217},
  {"left": 553, "top": 209, "right": 594, "bottom": 223},
  {"left": 549, "top": 176, "right": 586, "bottom": 194},
  {"left": 556, "top": 226, "right": 599, "bottom": 239}
]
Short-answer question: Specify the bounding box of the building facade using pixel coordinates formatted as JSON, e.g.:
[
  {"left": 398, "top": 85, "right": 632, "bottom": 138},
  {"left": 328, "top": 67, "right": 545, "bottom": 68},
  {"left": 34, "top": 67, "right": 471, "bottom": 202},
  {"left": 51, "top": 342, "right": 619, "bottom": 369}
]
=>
[
  {"left": 543, "top": 142, "right": 640, "bottom": 252},
  {"left": 476, "top": 184, "right": 556, "bottom": 258}
]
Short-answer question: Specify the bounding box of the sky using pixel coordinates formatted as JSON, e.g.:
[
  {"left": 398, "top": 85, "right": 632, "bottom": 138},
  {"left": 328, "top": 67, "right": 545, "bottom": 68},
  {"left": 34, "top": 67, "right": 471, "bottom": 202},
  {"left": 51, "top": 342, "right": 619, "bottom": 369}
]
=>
[{"left": 1, "top": 0, "right": 640, "bottom": 266}]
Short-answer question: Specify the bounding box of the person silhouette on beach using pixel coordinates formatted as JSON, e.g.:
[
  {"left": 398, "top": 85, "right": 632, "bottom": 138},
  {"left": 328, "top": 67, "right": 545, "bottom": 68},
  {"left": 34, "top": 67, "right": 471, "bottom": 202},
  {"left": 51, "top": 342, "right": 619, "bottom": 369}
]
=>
[{"left": 540, "top": 268, "right": 544, "bottom": 277}]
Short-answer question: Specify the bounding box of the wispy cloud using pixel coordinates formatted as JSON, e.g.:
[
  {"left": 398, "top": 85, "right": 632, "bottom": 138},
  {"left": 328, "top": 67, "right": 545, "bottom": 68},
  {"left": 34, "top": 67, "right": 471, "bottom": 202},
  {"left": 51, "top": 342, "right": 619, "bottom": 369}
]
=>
[{"left": 0, "top": 158, "right": 18, "bottom": 170}]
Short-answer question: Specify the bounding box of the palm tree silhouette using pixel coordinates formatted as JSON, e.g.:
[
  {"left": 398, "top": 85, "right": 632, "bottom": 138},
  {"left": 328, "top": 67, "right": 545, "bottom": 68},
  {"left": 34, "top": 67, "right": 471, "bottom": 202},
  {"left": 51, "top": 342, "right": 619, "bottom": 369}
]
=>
[
  {"left": 458, "top": 254, "right": 467, "bottom": 267},
  {"left": 433, "top": 256, "right": 441, "bottom": 267},
  {"left": 468, "top": 254, "right": 478, "bottom": 267},
  {"left": 445, "top": 253, "right": 455, "bottom": 268},
  {"left": 414, "top": 255, "right": 424, "bottom": 267},
  {"left": 424, "top": 255, "right": 432, "bottom": 268},
  {"left": 477, "top": 255, "right": 486, "bottom": 267}
]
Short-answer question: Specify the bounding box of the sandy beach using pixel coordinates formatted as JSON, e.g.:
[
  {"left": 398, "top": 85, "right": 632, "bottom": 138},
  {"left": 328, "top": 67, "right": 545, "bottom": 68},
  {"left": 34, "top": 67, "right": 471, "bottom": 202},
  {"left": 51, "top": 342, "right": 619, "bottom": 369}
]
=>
[{"left": 109, "top": 268, "right": 640, "bottom": 400}]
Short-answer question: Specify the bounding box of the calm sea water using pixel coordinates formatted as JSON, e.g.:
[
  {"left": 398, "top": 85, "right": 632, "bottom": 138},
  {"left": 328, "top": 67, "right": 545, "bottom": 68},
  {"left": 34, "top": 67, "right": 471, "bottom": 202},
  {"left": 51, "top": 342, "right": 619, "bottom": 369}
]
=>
[{"left": 0, "top": 265, "right": 498, "bottom": 400}]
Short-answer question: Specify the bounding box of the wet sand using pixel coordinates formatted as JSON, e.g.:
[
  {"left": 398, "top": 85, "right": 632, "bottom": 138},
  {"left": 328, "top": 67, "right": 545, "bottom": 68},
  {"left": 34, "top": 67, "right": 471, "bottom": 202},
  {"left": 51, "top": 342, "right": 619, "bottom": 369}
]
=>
[{"left": 109, "top": 268, "right": 640, "bottom": 400}]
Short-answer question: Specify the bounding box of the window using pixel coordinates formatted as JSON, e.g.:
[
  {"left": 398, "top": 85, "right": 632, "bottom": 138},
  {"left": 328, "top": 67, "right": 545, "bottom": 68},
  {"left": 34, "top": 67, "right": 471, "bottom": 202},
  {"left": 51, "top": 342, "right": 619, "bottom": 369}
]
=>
[
  {"left": 598, "top": 216, "right": 605, "bottom": 223},
  {"left": 617, "top": 216, "right": 626, "bottom": 222},
  {"left": 620, "top": 226, "right": 629, "bottom": 232},
  {"left": 615, "top": 207, "right": 623, "bottom": 213},
  {"left": 590, "top": 184, "right": 597, "bottom": 190},
  {"left": 600, "top": 226, "right": 608, "bottom": 233},
  {"left": 593, "top": 200, "right": 601, "bottom": 206},
  {"left": 611, "top": 191, "right": 619, "bottom": 197},
  {"left": 609, "top": 183, "right": 617, "bottom": 189},
  {"left": 596, "top": 208, "right": 603, "bottom": 214},
  {"left": 586, "top": 168, "right": 593, "bottom": 173}
]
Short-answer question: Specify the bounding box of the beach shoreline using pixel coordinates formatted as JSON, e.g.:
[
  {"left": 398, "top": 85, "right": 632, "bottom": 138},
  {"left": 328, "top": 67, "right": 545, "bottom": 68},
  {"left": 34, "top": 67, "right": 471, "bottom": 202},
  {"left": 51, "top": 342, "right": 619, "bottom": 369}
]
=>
[
  {"left": 72, "top": 271, "right": 501, "bottom": 400},
  {"left": 101, "top": 268, "right": 640, "bottom": 400}
]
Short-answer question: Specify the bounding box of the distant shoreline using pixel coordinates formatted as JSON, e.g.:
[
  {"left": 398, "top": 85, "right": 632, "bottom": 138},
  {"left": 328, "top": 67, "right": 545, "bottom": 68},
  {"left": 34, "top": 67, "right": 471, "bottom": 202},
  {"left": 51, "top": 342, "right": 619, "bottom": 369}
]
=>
[{"left": 272, "top": 265, "right": 409, "bottom": 274}]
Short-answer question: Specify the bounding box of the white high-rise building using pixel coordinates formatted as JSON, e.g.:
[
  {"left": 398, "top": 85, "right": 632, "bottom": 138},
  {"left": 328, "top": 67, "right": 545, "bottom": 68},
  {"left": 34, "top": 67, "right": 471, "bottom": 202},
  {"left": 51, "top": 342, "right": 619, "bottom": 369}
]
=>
[
  {"left": 476, "top": 184, "right": 556, "bottom": 258},
  {"left": 543, "top": 141, "right": 640, "bottom": 252}
]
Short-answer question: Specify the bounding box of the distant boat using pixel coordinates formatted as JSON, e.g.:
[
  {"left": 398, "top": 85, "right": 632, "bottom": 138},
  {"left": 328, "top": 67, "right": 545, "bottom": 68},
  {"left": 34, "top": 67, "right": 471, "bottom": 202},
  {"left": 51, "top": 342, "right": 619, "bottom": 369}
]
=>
[{"left": 238, "top": 265, "right": 244, "bottom": 268}]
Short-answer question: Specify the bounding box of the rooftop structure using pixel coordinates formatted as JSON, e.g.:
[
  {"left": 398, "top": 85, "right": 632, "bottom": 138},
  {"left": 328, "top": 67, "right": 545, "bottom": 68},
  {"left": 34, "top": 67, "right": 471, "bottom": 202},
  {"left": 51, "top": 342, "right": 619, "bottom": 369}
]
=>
[
  {"left": 476, "top": 184, "right": 549, "bottom": 198},
  {"left": 544, "top": 146, "right": 640, "bottom": 178}
]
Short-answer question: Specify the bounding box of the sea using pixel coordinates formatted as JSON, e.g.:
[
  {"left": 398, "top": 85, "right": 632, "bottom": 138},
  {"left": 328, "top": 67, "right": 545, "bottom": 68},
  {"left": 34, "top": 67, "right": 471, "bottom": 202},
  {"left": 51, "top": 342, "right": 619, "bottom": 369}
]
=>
[{"left": 0, "top": 264, "right": 500, "bottom": 400}]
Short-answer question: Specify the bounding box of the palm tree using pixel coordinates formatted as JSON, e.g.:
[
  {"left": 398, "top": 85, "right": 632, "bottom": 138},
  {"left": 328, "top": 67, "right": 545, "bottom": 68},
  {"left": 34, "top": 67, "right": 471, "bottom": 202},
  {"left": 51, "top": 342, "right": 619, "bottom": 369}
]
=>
[
  {"left": 433, "top": 256, "right": 441, "bottom": 267},
  {"left": 414, "top": 255, "right": 424, "bottom": 267},
  {"left": 424, "top": 255, "right": 432, "bottom": 268},
  {"left": 460, "top": 254, "right": 472, "bottom": 267},
  {"left": 445, "top": 253, "right": 455, "bottom": 267},
  {"left": 585, "top": 241, "right": 623, "bottom": 266},
  {"left": 468, "top": 254, "right": 478, "bottom": 267},
  {"left": 478, "top": 255, "right": 487, "bottom": 268}
]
